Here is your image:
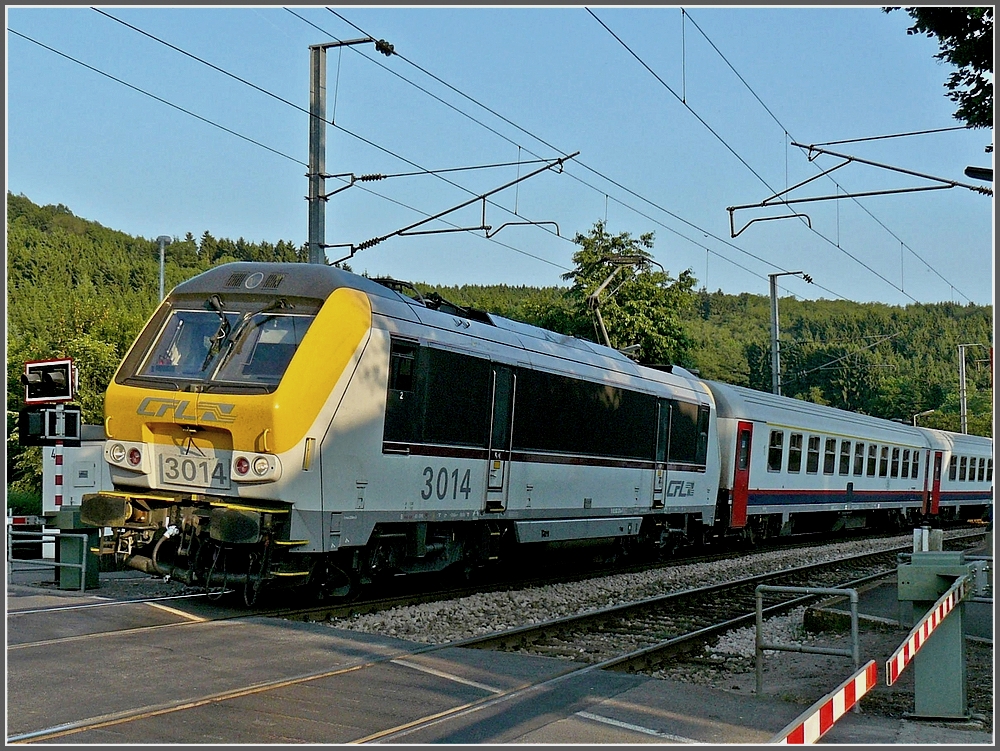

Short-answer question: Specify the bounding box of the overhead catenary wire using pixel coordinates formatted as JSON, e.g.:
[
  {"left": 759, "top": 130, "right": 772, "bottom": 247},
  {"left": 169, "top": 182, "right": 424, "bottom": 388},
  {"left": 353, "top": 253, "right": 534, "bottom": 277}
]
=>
[
  {"left": 85, "top": 8, "right": 578, "bottom": 269},
  {"left": 680, "top": 8, "right": 977, "bottom": 304},
  {"left": 30, "top": 9, "right": 973, "bottom": 307},
  {"left": 8, "top": 28, "right": 307, "bottom": 167},
  {"left": 320, "top": 7, "right": 842, "bottom": 300}
]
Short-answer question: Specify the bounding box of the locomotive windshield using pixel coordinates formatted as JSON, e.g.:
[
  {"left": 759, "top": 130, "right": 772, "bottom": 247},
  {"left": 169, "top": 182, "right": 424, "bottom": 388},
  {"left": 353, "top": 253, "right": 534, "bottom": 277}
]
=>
[{"left": 134, "top": 297, "right": 317, "bottom": 390}]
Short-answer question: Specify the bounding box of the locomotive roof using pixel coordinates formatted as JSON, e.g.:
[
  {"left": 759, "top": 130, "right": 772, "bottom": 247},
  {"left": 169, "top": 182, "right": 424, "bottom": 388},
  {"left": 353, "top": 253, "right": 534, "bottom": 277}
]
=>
[
  {"left": 170, "top": 262, "right": 712, "bottom": 404},
  {"left": 170, "top": 261, "right": 403, "bottom": 302}
]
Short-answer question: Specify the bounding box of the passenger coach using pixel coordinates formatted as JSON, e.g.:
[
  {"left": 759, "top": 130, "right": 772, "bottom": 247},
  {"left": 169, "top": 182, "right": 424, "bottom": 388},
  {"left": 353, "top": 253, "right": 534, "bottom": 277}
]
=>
[{"left": 710, "top": 380, "right": 992, "bottom": 540}]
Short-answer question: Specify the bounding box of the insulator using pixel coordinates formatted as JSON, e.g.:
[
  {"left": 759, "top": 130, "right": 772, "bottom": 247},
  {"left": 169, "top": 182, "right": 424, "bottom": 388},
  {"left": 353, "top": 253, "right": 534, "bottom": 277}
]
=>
[
  {"left": 358, "top": 174, "right": 385, "bottom": 182},
  {"left": 356, "top": 237, "right": 384, "bottom": 251}
]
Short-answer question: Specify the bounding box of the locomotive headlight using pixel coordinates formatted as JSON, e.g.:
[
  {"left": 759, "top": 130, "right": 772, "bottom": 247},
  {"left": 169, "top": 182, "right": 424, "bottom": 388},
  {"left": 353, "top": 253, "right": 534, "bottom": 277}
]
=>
[
  {"left": 105, "top": 440, "right": 149, "bottom": 474},
  {"left": 109, "top": 443, "right": 127, "bottom": 463},
  {"left": 231, "top": 452, "right": 282, "bottom": 483}
]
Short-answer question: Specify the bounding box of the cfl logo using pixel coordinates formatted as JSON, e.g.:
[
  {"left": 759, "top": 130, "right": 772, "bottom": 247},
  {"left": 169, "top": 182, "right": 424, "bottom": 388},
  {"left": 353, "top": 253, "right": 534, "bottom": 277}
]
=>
[
  {"left": 666, "top": 480, "right": 695, "bottom": 498},
  {"left": 137, "top": 397, "right": 236, "bottom": 424}
]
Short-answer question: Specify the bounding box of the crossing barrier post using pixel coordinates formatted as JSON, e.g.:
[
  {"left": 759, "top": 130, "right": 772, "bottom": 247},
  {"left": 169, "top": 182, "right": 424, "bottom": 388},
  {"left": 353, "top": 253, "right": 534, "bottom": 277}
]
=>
[{"left": 893, "top": 546, "right": 985, "bottom": 720}]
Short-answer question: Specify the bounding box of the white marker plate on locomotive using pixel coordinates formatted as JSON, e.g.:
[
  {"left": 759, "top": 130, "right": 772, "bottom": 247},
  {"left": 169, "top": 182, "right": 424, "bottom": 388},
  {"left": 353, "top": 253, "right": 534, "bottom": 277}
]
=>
[{"left": 157, "top": 446, "right": 230, "bottom": 490}]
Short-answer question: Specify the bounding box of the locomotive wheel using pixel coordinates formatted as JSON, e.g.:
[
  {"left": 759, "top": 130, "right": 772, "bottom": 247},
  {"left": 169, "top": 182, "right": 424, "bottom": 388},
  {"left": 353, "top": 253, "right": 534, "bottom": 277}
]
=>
[{"left": 316, "top": 559, "right": 359, "bottom": 601}]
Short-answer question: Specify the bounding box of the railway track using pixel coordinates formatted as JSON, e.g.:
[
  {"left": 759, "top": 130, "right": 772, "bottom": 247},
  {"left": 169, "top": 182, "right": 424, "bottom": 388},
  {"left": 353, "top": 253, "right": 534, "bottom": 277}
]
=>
[
  {"left": 8, "top": 530, "right": 986, "bottom": 744},
  {"left": 273, "top": 527, "right": 985, "bottom": 624},
  {"left": 458, "top": 549, "right": 898, "bottom": 670},
  {"left": 8, "top": 529, "right": 985, "bottom": 652}
]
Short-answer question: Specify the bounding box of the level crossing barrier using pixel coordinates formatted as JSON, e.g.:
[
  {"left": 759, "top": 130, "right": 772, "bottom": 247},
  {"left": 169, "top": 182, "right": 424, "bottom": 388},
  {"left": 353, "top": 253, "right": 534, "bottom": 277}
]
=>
[
  {"left": 886, "top": 574, "right": 969, "bottom": 685},
  {"left": 770, "top": 660, "right": 878, "bottom": 744}
]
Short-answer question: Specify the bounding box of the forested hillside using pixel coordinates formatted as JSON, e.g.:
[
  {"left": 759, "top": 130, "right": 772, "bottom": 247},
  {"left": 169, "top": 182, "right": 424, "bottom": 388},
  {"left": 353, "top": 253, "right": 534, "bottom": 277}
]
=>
[{"left": 5, "top": 192, "right": 993, "bottom": 510}]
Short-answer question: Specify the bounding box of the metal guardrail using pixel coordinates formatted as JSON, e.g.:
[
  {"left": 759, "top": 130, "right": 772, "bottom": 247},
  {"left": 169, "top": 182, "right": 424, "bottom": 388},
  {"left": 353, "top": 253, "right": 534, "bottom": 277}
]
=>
[{"left": 6, "top": 527, "right": 90, "bottom": 593}]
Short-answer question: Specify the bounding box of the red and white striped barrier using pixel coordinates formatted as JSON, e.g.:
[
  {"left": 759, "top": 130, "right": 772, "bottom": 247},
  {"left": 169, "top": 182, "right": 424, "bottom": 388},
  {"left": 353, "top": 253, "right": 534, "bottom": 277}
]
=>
[
  {"left": 54, "top": 438, "right": 64, "bottom": 507},
  {"left": 885, "top": 575, "right": 968, "bottom": 685},
  {"left": 771, "top": 661, "right": 878, "bottom": 744}
]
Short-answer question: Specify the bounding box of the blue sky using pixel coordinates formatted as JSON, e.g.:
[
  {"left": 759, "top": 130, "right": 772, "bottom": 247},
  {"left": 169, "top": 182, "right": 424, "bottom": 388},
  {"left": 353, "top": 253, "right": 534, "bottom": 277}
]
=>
[{"left": 6, "top": 5, "right": 995, "bottom": 306}]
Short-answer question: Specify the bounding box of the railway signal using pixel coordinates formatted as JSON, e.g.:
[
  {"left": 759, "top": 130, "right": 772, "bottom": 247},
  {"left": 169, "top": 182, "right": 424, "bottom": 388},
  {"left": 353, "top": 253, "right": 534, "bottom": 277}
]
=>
[
  {"left": 21, "top": 358, "right": 76, "bottom": 403},
  {"left": 18, "top": 359, "right": 81, "bottom": 509}
]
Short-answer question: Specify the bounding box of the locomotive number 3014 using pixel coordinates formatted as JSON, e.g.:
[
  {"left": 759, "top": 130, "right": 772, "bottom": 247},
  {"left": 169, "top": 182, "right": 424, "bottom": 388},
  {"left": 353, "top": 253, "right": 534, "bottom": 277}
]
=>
[{"left": 421, "top": 466, "right": 472, "bottom": 500}]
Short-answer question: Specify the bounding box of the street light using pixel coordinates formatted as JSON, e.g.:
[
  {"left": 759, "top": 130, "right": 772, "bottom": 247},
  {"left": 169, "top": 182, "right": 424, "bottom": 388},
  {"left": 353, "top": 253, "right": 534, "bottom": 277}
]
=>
[
  {"left": 768, "top": 271, "right": 813, "bottom": 395},
  {"left": 308, "top": 37, "right": 394, "bottom": 265},
  {"left": 157, "top": 235, "right": 172, "bottom": 300},
  {"left": 912, "top": 409, "right": 935, "bottom": 427}
]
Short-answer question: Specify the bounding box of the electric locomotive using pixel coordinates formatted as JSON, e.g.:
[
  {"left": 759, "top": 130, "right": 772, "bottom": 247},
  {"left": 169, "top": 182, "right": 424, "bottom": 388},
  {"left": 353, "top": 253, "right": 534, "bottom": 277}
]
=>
[{"left": 80, "top": 262, "right": 721, "bottom": 601}]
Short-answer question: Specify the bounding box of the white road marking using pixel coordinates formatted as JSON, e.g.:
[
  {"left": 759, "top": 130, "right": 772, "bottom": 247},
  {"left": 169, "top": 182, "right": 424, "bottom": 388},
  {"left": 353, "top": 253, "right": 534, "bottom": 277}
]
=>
[
  {"left": 576, "top": 711, "right": 700, "bottom": 743},
  {"left": 391, "top": 658, "right": 503, "bottom": 693}
]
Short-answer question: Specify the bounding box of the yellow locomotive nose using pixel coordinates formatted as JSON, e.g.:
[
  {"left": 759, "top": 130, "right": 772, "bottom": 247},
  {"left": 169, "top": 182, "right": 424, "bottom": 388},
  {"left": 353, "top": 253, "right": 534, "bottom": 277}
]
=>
[{"left": 104, "top": 285, "right": 372, "bottom": 468}]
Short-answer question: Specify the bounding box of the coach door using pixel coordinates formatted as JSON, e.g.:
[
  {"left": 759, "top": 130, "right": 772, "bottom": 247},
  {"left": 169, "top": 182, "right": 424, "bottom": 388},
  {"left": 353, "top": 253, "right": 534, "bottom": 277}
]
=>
[
  {"left": 651, "top": 399, "right": 670, "bottom": 508},
  {"left": 730, "top": 421, "right": 753, "bottom": 528},
  {"left": 485, "top": 365, "right": 515, "bottom": 512},
  {"left": 927, "top": 451, "right": 943, "bottom": 515}
]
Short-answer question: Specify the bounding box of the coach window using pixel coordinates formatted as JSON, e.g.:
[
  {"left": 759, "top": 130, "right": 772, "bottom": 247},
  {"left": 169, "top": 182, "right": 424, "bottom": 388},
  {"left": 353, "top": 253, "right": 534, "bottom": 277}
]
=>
[
  {"left": 839, "top": 440, "right": 851, "bottom": 475},
  {"left": 823, "top": 438, "right": 837, "bottom": 475},
  {"left": 890, "top": 447, "right": 900, "bottom": 478},
  {"left": 988, "top": 459, "right": 993, "bottom": 482},
  {"left": 911, "top": 451, "right": 920, "bottom": 479},
  {"left": 879, "top": 446, "right": 890, "bottom": 477},
  {"left": 853, "top": 442, "right": 865, "bottom": 476},
  {"left": 948, "top": 455, "right": 957, "bottom": 481},
  {"left": 959, "top": 456, "right": 968, "bottom": 482},
  {"left": 978, "top": 457, "right": 986, "bottom": 482},
  {"left": 767, "top": 430, "right": 784, "bottom": 472},
  {"left": 788, "top": 433, "right": 803, "bottom": 473},
  {"left": 901, "top": 449, "right": 910, "bottom": 478},
  {"left": 866, "top": 445, "right": 878, "bottom": 477},
  {"left": 806, "top": 436, "right": 820, "bottom": 474}
]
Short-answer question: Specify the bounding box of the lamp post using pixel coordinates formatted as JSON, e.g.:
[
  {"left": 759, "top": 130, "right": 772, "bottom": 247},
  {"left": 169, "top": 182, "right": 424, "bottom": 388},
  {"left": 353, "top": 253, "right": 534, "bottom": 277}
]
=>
[
  {"left": 157, "top": 235, "right": 172, "bottom": 300},
  {"left": 912, "top": 409, "right": 935, "bottom": 427},
  {"left": 768, "top": 271, "right": 813, "bottom": 395},
  {"left": 308, "top": 37, "right": 394, "bottom": 265}
]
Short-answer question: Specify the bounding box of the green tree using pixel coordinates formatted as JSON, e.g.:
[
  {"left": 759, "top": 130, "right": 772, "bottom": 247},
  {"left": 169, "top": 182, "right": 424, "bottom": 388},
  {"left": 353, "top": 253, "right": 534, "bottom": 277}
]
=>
[
  {"left": 563, "top": 221, "right": 697, "bottom": 366},
  {"left": 886, "top": 7, "right": 994, "bottom": 130}
]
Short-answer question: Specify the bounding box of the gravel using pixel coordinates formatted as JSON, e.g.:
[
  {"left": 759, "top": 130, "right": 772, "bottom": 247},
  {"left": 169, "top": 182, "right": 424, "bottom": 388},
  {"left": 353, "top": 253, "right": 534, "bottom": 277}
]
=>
[{"left": 325, "top": 533, "right": 932, "bottom": 642}]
